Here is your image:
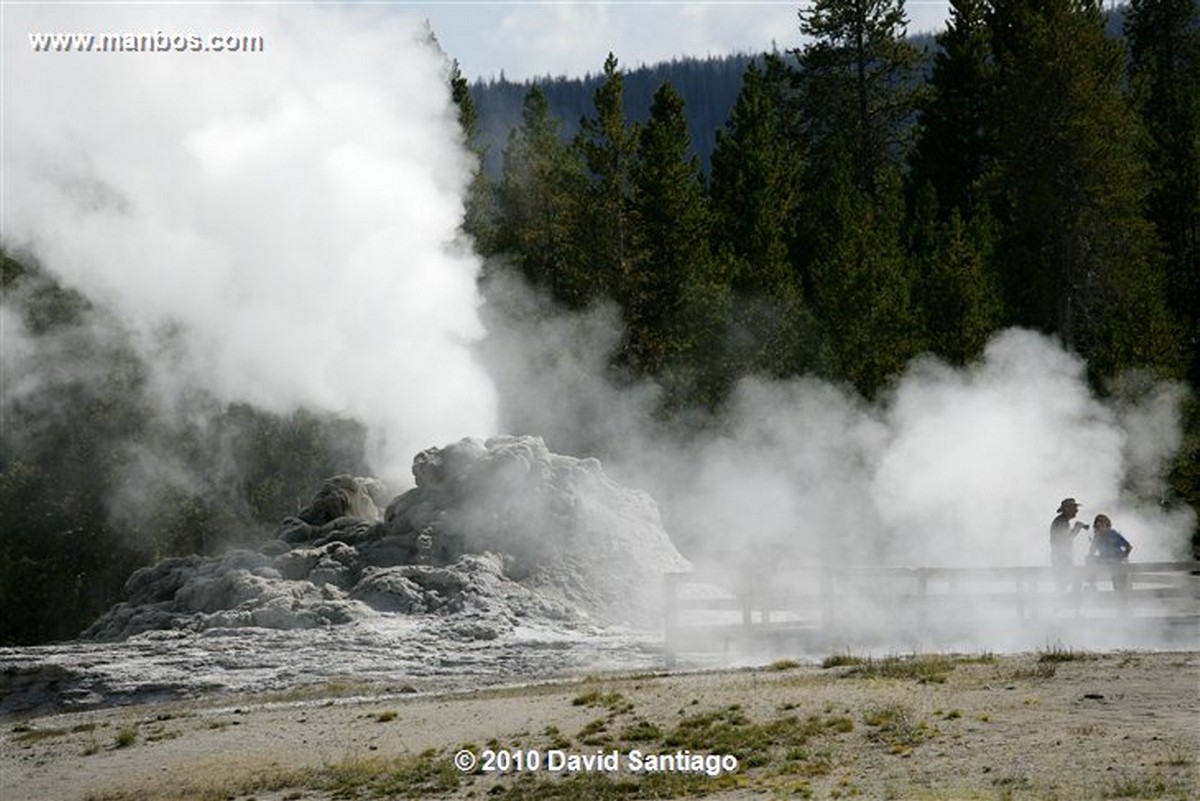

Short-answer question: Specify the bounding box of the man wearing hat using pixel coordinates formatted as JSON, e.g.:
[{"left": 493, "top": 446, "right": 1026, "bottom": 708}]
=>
[{"left": 1050, "top": 498, "right": 1088, "bottom": 569}]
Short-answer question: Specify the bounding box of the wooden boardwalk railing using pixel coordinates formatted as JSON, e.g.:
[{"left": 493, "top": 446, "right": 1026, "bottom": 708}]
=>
[{"left": 663, "top": 562, "right": 1200, "bottom": 666}]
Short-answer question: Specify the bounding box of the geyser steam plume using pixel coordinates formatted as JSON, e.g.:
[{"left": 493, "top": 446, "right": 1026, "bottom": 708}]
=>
[
  {"left": 486, "top": 283, "right": 1195, "bottom": 574},
  {"left": 3, "top": 3, "right": 496, "bottom": 478}
]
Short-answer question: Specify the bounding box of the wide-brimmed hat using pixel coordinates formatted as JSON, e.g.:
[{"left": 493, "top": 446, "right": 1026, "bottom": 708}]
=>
[{"left": 1057, "top": 498, "right": 1080, "bottom": 513}]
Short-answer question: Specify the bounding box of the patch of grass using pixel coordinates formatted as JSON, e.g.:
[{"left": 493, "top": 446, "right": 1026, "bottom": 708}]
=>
[
  {"left": 1158, "top": 747, "right": 1195, "bottom": 768},
  {"left": 319, "top": 748, "right": 458, "bottom": 798},
  {"left": 991, "top": 772, "right": 1031, "bottom": 791},
  {"left": 767, "top": 658, "right": 802, "bottom": 671},
  {"left": 862, "top": 703, "right": 936, "bottom": 754},
  {"left": 1037, "top": 644, "right": 1095, "bottom": 664},
  {"left": 577, "top": 717, "right": 611, "bottom": 746},
  {"left": 843, "top": 654, "right": 956, "bottom": 684},
  {"left": 484, "top": 769, "right": 736, "bottom": 800},
  {"left": 1105, "top": 771, "right": 1193, "bottom": 799},
  {"left": 571, "top": 690, "right": 633, "bottom": 715},
  {"left": 774, "top": 751, "right": 833, "bottom": 779},
  {"left": 822, "top": 652, "right": 865, "bottom": 668},
  {"left": 113, "top": 727, "right": 138, "bottom": 749},
  {"left": 84, "top": 766, "right": 301, "bottom": 801},
  {"left": 664, "top": 705, "right": 763, "bottom": 762},
  {"left": 12, "top": 727, "right": 69, "bottom": 744},
  {"left": 663, "top": 705, "right": 850, "bottom": 772},
  {"left": 617, "top": 718, "right": 661, "bottom": 742},
  {"left": 93, "top": 750, "right": 459, "bottom": 800},
  {"left": 375, "top": 709, "right": 399, "bottom": 723},
  {"left": 144, "top": 725, "right": 181, "bottom": 743},
  {"left": 824, "top": 717, "right": 854, "bottom": 734},
  {"left": 541, "top": 725, "right": 572, "bottom": 750},
  {"left": 254, "top": 677, "right": 381, "bottom": 704},
  {"left": 1007, "top": 662, "right": 1057, "bottom": 680},
  {"left": 830, "top": 774, "right": 863, "bottom": 798}
]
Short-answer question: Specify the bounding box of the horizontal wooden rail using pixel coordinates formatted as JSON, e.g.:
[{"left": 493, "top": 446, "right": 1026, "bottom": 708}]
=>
[{"left": 663, "top": 562, "right": 1200, "bottom": 666}]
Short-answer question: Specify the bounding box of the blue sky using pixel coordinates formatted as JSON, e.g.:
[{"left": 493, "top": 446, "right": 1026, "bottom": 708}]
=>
[{"left": 398, "top": 1, "right": 955, "bottom": 82}]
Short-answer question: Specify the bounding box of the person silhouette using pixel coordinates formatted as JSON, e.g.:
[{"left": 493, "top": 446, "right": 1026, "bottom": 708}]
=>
[
  {"left": 1086, "top": 514, "right": 1132, "bottom": 592},
  {"left": 1049, "top": 498, "right": 1087, "bottom": 567},
  {"left": 1049, "top": 498, "right": 1088, "bottom": 591}
]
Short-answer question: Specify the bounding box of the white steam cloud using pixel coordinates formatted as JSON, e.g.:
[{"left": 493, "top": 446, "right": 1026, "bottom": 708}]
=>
[
  {"left": 485, "top": 283, "right": 1194, "bottom": 571},
  {"left": 4, "top": 3, "right": 496, "bottom": 478}
]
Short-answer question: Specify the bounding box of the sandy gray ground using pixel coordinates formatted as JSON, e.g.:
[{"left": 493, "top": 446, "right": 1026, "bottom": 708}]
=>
[{"left": 2, "top": 650, "right": 1197, "bottom": 801}]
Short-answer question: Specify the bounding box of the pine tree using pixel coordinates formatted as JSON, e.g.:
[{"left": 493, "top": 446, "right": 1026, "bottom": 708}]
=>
[
  {"left": 449, "top": 59, "right": 478, "bottom": 143},
  {"left": 1125, "top": 0, "right": 1200, "bottom": 384},
  {"left": 709, "top": 55, "right": 819, "bottom": 377},
  {"left": 988, "top": 0, "right": 1182, "bottom": 378},
  {"left": 575, "top": 53, "right": 639, "bottom": 304},
  {"left": 807, "top": 151, "right": 920, "bottom": 396},
  {"left": 796, "top": 0, "right": 920, "bottom": 199},
  {"left": 449, "top": 60, "right": 497, "bottom": 252},
  {"left": 912, "top": 201, "right": 1003, "bottom": 365},
  {"left": 910, "top": 0, "right": 994, "bottom": 221},
  {"left": 794, "top": 0, "right": 923, "bottom": 395},
  {"left": 626, "top": 82, "right": 729, "bottom": 408},
  {"left": 493, "top": 87, "right": 590, "bottom": 307}
]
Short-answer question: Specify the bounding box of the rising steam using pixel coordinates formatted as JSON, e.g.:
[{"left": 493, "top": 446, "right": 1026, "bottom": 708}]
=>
[
  {"left": 485, "top": 288, "right": 1194, "bottom": 572},
  {"left": 4, "top": 3, "right": 496, "bottom": 478}
]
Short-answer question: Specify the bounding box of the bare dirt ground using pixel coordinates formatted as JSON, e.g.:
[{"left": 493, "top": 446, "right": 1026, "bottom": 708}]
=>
[{"left": 2, "top": 650, "right": 1196, "bottom": 801}]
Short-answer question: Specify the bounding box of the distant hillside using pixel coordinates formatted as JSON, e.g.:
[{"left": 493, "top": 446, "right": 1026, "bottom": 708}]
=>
[
  {"left": 467, "top": 32, "right": 937, "bottom": 178},
  {"left": 467, "top": 7, "right": 1126, "bottom": 178},
  {"left": 469, "top": 53, "right": 758, "bottom": 178}
]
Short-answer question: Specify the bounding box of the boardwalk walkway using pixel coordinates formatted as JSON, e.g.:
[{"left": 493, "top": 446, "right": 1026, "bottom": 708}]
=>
[{"left": 663, "top": 561, "right": 1200, "bottom": 665}]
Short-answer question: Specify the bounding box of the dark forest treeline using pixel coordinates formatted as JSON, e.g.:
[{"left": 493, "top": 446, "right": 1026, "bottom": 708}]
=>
[
  {"left": 460, "top": 0, "right": 1199, "bottom": 516},
  {"left": 470, "top": 52, "right": 762, "bottom": 177}
]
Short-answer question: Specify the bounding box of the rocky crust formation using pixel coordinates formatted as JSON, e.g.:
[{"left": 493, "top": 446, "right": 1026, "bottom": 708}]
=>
[{"left": 83, "top": 436, "right": 690, "bottom": 641}]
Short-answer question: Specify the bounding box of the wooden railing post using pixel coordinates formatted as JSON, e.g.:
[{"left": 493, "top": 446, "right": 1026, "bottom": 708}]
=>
[
  {"left": 1015, "top": 572, "right": 1028, "bottom": 620},
  {"left": 664, "top": 572, "right": 680, "bottom": 669},
  {"left": 916, "top": 569, "right": 928, "bottom": 636},
  {"left": 1115, "top": 563, "right": 1130, "bottom": 617},
  {"left": 738, "top": 567, "right": 752, "bottom": 628},
  {"left": 821, "top": 566, "right": 834, "bottom": 632}
]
